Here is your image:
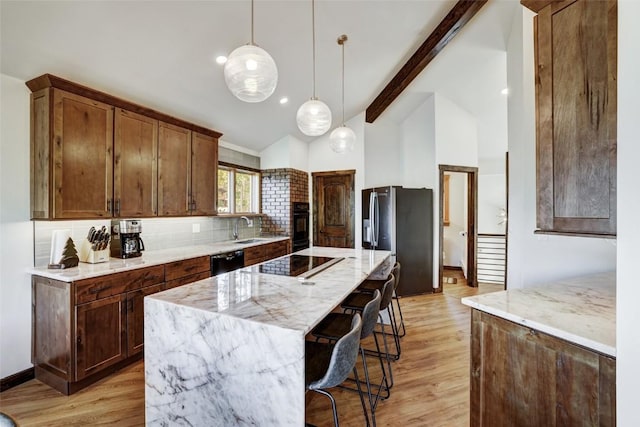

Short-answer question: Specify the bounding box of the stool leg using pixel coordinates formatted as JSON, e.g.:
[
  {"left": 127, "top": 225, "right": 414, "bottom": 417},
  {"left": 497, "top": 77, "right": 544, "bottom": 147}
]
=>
[
  {"left": 312, "top": 389, "right": 339, "bottom": 427},
  {"left": 359, "top": 347, "right": 376, "bottom": 427},
  {"left": 352, "top": 364, "right": 371, "bottom": 427},
  {"left": 393, "top": 294, "right": 406, "bottom": 337}
]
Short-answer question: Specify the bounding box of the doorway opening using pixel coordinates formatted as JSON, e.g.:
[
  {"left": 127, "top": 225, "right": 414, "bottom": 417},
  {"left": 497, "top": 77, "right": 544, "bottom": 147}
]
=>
[{"left": 438, "top": 165, "right": 478, "bottom": 291}]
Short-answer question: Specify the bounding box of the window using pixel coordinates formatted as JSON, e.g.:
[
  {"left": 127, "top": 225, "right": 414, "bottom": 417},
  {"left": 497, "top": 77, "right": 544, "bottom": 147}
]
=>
[{"left": 217, "top": 165, "right": 260, "bottom": 214}]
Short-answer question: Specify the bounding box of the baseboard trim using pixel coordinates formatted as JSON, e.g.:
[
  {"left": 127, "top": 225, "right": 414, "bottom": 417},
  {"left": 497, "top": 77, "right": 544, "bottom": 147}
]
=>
[
  {"left": 444, "top": 265, "right": 463, "bottom": 272},
  {"left": 1, "top": 367, "right": 35, "bottom": 392}
]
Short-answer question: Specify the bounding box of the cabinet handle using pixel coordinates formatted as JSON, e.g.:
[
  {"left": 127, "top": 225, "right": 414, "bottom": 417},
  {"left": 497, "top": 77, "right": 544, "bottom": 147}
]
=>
[
  {"left": 107, "top": 199, "right": 112, "bottom": 214},
  {"left": 115, "top": 199, "right": 121, "bottom": 216},
  {"left": 128, "top": 299, "right": 134, "bottom": 313},
  {"left": 77, "top": 335, "right": 82, "bottom": 346},
  {"left": 191, "top": 200, "right": 196, "bottom": 211},
  {"left": 89, "top": 286, "right": 111, "bottom": 294}
]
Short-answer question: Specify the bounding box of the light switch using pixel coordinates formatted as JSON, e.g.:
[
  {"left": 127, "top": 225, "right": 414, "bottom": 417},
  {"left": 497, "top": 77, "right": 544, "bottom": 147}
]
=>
[{"left": 192, "top": 223, "right": 200, "bottom": 233}]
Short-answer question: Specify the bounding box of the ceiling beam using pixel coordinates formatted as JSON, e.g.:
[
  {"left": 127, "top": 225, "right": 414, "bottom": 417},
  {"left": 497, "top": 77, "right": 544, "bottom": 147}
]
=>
[{"left": 365, "top": 0, "right": 488, "bottom": 123}]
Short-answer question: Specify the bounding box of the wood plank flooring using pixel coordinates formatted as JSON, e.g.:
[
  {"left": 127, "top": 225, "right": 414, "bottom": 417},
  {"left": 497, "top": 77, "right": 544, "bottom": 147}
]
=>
[{"left": 0, "top": 279, "right": 501, "bottom": 426}]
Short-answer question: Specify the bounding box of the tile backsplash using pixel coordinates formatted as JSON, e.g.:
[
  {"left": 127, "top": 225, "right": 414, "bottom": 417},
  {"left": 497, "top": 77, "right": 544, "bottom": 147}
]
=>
[{"left": 33, "top": 216, "right": 263, "bottom": 267}]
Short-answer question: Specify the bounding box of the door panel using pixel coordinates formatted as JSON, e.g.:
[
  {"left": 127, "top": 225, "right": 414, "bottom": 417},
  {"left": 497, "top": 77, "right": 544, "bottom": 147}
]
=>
[
  {"left": 313, "top": 171, "right": 355, "bottom": 248},
  {"left": 158, "top": 122, "right": 191, "bottom": 216},
  {"left": 191, "top": 132, "right": 217, "bottom": 215}
]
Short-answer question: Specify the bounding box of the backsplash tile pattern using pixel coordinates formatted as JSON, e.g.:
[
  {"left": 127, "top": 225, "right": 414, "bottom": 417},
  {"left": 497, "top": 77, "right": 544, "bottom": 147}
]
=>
[
  {"left": 32, "top": 216, "right": 261, "bottom": 267},
  {"left": 261, "top": 168, "right": 309, "bottom": 237}
]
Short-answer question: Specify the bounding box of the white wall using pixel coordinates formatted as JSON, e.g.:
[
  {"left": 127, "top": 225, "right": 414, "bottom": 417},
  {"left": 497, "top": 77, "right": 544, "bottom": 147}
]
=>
[
  {"left": 308, "top": 114, "right": 366, "bottom": 248},
  {"left": 0, "top": 74, "right": 33, "bottom": 377},
  {"left": 505, "top": 7, "right": 615, "bottom": 290},
  {"left": 363, "top": 118, "right": 402, "bottom": 188},
  {"left": 401, "top": 94, "right": 436, "bottom": 188},
  {"left": 478, "top": 174, "right": 506, "bottom": 234},
  {"left": 259, "top": 135, "right": 309, "bottom": 172},
  {"left": 617, "top": 1, "right": 640, "bottom": 424}
]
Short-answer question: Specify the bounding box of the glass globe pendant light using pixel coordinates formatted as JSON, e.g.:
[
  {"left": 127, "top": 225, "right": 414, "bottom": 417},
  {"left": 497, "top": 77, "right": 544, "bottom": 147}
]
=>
[
  {"left": 297, "top": 0, "right": 332, "bottom": 136},
  {"left": 330, "top": 34, "right": 356, "bottom": 153},
  {"left": 224, "top": 0, "right": 278, "bottom": 103}
]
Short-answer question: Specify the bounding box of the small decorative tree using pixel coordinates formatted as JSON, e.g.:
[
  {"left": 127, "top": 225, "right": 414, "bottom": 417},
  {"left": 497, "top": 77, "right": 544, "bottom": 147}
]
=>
[{"left": 60, "top": 237, "right": 79, "bottom": 268}]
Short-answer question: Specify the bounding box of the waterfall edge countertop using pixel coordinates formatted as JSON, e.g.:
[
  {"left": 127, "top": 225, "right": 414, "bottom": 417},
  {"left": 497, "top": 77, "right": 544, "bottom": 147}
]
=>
[
  {"left": 461, "top": 271, "right": 616, "bottom": 357},
  {"left": 144, "top": 247, "right": 391, "bottom": 427},
  {"left": 27, "top": 236, "right": 290, "bottom": 282}
]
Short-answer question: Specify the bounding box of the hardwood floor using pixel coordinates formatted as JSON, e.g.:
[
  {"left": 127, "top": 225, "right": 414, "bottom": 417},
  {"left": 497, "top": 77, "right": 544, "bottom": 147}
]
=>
[{"left": 0, "top": 279, "right": 501, "bottom": 426}]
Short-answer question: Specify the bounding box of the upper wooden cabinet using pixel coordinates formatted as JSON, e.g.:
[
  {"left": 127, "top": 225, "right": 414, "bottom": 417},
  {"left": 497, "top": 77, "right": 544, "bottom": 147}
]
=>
[
  {"left": 27, "top": 74, "right": 221, "bottom": 220},
  {"left": 31, "top": 88, "right": 114, "bottom": 219},
  {"left": 158, "top": 124, "right": 218, "bottom": 216},
  {"left": 114, "top": 108, "right": 158, "bottom": 217},
  {"left": 525, "top": 0, "right": 617, "bottom": 236}
]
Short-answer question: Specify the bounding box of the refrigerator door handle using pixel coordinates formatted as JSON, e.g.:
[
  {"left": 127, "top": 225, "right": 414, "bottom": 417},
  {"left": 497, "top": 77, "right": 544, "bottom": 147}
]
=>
[{"left": 372, "top": 192, "right": 379, "bottom": 247}]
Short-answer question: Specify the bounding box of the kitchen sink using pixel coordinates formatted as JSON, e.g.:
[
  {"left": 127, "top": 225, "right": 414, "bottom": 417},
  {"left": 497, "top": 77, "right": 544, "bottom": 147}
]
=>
[{"left": 235, "top": 239, "right": 260, "bottom": 244}]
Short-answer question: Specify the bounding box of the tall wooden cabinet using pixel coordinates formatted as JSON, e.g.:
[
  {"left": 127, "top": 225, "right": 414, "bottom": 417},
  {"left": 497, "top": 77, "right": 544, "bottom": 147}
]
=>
[
  {"left": 26, "top": 74, "right": 221, "bottom": 220},
  {"left": 524, "top": 0, "right": 617, "bottom": 236}
]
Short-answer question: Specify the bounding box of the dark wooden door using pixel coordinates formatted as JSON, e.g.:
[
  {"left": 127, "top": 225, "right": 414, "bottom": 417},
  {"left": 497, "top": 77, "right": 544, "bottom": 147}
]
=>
[
  {"left": 312, "top": 171, "right": 355, "bottom": 248},
  {"left": 190, "top": 132, "right": 218, "bottom": 215},
  {"left": 52, "top": 89, "right": 113, "bottom": 218},
  {"left": 114, "top": 108, "right": 158, "bottom": 217},
  {"left": 126, "top": 283, "right": 165, "bottom": 356},
  {"left": 158, "top": 122, "right": 191, "bottom": 216},
  {"left": 535, "top": 0, "right": 617, "bottom": 236},
  {"left": 75, "top": 294, "right": 126, "bottom": 381}
]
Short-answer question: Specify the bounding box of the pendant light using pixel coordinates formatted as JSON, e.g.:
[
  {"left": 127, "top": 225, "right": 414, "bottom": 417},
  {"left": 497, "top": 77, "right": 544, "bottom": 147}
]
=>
[
  {"left": 297, "top": 0, "right": 332, "bottom": 136},
  {"left": 330, "top": 34, "right": 356, "bottom": 153},
  {"left": 224, "top": 0, "right": 278, "bottom": 103}
]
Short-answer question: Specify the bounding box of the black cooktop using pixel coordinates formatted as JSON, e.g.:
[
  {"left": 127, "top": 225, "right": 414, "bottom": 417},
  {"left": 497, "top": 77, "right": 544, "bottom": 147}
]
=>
[{"left": 258, "top": 255, "right": 337, "bottom": 277}]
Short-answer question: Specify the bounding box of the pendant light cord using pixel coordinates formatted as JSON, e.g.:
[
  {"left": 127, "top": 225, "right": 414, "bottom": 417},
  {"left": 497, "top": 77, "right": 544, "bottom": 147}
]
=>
[
  {"left": 341, "top": 39, "right": 345, "bottom": 125},
  {"left": 312, "top": 0, "right": 316, "bottom": 98},
  {"left": 250, "top": 0, "right": 255, "bottom": 45}
]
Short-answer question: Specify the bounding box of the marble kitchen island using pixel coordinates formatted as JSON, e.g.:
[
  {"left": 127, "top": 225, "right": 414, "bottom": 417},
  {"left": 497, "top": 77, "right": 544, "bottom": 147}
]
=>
[{"left": 144, "top": 247, "right": 391, "bottom": 426}]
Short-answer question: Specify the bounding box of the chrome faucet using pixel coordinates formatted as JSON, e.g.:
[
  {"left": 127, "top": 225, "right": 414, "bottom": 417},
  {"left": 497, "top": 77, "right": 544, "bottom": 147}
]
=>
[{"left": 233, "top": 216, "right": 251, "bottom": 240}]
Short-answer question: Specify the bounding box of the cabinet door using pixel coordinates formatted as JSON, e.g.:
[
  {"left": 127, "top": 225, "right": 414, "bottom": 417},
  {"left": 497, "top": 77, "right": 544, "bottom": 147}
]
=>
[
  {"left": 75, "top": 294, "right": 126, "bottom": 381},
  {"left": 535, "top": 0, "right": 617, "bottom": 235},
  {"left": 114, "top": 108, "right": 158, "bottom": 217},
  {"left": 244, "top": 245, "right": 266, "bottom": 266},
  {"left": 265, "top": 240, "right": 290, "bottom": 260},
  {"left": 471, "top": 310, "right": 616, "bottom": 426},
  {"left": 191, "top": 132, "right": 218, "bottom": 215},
  {"left": 158, "top": 122, "right": 191, "bottom": 216},
  {"left": 52, "top": 89, "right": 114, "bottom": 218},
  {"left": 126, "top": 283, "right": 164, "bottom": 356}
]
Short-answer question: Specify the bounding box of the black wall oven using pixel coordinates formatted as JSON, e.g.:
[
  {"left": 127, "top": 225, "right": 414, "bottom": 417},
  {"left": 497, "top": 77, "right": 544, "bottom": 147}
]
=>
[{"left": 292, "top": 202, "right": 310, "bottom": 252}]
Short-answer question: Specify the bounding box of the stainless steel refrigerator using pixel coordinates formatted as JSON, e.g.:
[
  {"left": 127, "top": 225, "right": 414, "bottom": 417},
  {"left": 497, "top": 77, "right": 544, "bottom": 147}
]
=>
[{"left": 362, "top": 186, "right": 434, "bottom": 295}]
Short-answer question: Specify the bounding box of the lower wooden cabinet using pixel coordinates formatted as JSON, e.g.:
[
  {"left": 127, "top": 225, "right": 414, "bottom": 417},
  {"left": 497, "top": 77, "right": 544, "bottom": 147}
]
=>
[
  {"left": 470, "top": 310, "right": 616, "bottom": 426},
  {"left": 31, "top": 257, "right": 212, "bottom": 395},
  {"left": 244, "top": 240, "right": 290, "bottom": 267}
]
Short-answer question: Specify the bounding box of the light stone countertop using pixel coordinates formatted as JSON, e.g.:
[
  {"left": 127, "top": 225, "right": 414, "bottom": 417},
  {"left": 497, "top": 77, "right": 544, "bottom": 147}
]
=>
[
  {"left": 461, "top": 271, "right": 616, "bottom": 357},
  {"left": 147, "top": 247, "right": 392, "bottom": 334},
  {"left": 27, "top": 236, "right": 290, "bottom": 282}
]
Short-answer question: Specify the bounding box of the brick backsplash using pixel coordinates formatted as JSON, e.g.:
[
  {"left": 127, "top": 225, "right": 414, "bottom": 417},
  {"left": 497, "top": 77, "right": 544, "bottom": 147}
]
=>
[{"left": 261, "top": 168, "right": 309, "bottom": 236}]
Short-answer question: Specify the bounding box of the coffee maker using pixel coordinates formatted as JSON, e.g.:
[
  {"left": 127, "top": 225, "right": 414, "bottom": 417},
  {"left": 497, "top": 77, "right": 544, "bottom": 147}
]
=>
[{"left": 110, "top": 219, "right": 145, "bottom": 258}]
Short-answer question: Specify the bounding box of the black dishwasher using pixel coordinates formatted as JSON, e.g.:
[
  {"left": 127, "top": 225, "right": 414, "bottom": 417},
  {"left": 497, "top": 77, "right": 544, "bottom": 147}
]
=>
[{"left": 210, "top": 250, "right": 245, "bottom": 275}]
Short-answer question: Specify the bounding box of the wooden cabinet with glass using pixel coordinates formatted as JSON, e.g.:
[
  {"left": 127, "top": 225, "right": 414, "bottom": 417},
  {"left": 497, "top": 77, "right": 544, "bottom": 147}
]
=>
[
  {"left": 522, "top": 0, "right": 617, "bottom": 236},
  {"left": 26, "top": 74, "right": 221, "bottom": 219}
]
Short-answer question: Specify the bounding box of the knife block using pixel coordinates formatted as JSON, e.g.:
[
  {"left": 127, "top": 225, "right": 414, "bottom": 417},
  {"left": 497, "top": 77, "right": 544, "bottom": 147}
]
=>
[{"left": 78, "top": 239, "right": 110, "bottom": 264}]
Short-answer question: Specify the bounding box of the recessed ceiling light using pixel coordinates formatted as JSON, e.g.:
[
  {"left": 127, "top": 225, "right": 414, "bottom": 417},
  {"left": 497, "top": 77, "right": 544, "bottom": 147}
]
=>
[
  {"left": 216, "top": 56, "right": 228, "bottom": 65},
  {"left": 501, "top": 88, "right": 509, "bottom": 95},
  {"left": 279, "top": 97, "right": 289, "bottom": 105}
]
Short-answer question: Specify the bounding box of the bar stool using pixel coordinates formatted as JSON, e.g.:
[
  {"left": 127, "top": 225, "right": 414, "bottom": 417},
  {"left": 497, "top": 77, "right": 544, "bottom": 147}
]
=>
[
  {"left": 357, "top": 262, "right": 404, "bottom": 358},
  {"left": 340, "top": 275, "right": 396, "bottom": 390},
  {"left": 305, "top": 314, "right": 369, "bottom": 427},
  {"left": 311, "top": 290, "right": 385, "bottom": 427}
]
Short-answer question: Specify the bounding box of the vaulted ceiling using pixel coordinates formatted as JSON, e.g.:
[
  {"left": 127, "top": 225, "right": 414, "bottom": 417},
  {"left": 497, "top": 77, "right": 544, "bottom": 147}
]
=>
[{"left": 1, "top": 0, "right": 519, "bottom": 157}]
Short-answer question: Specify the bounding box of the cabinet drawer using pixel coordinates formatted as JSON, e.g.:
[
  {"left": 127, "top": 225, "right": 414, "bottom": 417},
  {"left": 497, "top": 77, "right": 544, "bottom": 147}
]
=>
[
  {"left": 164, "top": 256, "right": 210, "bottom": 282},
  {"left": 244, "top": 245, "right": 266, "bottom": 266},
  {"left": 74, "top": 265, "right": 164, "bottom": 305},
  {"left": 164, "top": 271, "right": 211, "bottom": 290},
  {"left": 266, "top": 240, "right": 289, "bottom": 259}
]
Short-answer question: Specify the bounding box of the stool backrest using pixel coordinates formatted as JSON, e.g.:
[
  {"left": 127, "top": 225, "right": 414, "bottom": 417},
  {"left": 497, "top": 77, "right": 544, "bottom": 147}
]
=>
[
  {"left": 391, "top": 262, "right": 401, "bottom": 291},
  {"left": 308, "top": 314, "right": 362, "bottom": 390},
  {"left": 360, "top": 289, "right": 381, "bottom": 339},
  {"left": 380, "top": 274, "right": 395, "bottom": 309}
]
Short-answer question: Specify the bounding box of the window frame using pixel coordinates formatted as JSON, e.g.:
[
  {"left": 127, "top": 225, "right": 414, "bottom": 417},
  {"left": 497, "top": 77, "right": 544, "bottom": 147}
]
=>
[{"left": 217, "top": 162, "right": 261, "bottom": 215}]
